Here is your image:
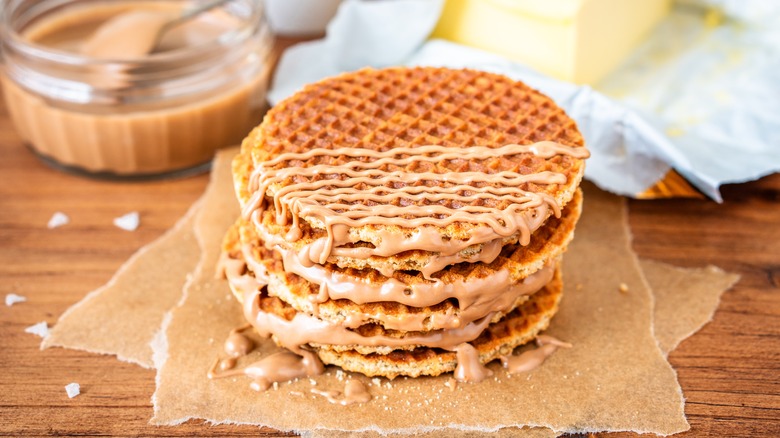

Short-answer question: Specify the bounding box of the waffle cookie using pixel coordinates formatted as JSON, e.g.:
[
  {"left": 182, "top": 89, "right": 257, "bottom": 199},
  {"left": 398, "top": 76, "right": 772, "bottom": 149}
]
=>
[
  {"left": 220, "top": 66, "right": 589, "bottom": 380},
  {"left": 233, "top": 67, "right": 588, "bottom": 275},
  {"left": 222, "top": 235, "right": 563, "bottom": 378},
  {"left": 228, "top": 188, "right": 580, "bottom": 333}
]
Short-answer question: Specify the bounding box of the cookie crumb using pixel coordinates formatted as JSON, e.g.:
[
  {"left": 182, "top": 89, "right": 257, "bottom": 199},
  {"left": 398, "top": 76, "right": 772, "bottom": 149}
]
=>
[
  {"left": 444, "top": 377, "right": 457, "bottom": 391},
  {"left": 618, "top": 283, "right": 629, "bottom": 293}
]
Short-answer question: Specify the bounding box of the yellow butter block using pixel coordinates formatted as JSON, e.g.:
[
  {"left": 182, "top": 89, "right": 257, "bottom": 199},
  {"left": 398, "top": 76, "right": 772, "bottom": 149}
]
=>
[{"left": 433, "top": 0, "right": 670, "bottom": 84}]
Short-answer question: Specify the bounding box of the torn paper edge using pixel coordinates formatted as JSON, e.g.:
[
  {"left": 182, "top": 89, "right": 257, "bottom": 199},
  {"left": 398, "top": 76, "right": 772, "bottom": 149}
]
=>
[
  {"left": 151, "top": 310, "right": 174, "bottom": 417},
  {"left": 624, "top": 203, "right": 691, "bottom": 435},
  {"left": 623, "top": 209, "right": 662, "bottom": 352},
  {"left": 150, "top": 417, "right": 687, "bottom": 437},
  {"left": 660, "top": 265, "right": 739, "bottom": 354},
  {"left": 150, "top": 164, "right": 215, "bottom": 425},
  {"left": 150, "top": 240, "right": 204, "bottom": 420},
  {"left": 644, "top": 260, "right": 741, "bottom": 356},
  {"left": 41, "top": 197, "right": 204, "bottom": 366}
]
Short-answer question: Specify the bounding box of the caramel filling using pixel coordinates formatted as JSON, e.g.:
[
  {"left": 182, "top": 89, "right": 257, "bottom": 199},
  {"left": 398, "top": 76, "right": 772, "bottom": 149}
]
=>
[
  {"left": 229, "top": 244, "right": 554, "bottom": 331},
  {"left": 242, "top": 288, "right": 495, "bottom": 352},
  {"left": 251, "top": 215, "right": 508, "bottom": 279}
]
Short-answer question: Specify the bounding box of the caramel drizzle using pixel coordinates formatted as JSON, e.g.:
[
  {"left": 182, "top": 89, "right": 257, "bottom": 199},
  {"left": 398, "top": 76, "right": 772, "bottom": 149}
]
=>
[
  {"left": 242, "top": 142, "right": 588, "bottom": 262},
  {"left": 454, "top": 343, "right": 493, "bottom": 383},
  {"left": 250, "top": 210, "right": 508, "bottom": 275}
]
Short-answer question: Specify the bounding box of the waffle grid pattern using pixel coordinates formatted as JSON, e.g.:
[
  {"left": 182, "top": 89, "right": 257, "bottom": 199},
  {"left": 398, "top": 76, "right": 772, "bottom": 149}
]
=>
[{"left": 249, "top": 68, "right": 585, "bottom": 212}]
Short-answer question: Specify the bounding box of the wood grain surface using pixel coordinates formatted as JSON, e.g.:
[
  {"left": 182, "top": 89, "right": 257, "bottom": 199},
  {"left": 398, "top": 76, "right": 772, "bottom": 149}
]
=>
[{"left": 1, "top": 37, "right": 778, "bottom": 438}]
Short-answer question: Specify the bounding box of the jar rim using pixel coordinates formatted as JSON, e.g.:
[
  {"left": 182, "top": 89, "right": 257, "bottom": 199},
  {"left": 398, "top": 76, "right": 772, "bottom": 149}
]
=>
[{"left": 0, "top": 0, "right": 263, "bottom": 68}]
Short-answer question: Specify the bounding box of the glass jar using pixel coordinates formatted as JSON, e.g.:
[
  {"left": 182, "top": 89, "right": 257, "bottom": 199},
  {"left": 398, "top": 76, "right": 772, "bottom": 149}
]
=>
[{"left": 0, "top": 0, "right": 272, "bottom": 178}]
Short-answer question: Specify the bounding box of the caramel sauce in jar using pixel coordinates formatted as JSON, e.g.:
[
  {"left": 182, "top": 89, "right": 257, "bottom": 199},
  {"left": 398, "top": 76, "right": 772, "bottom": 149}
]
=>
[{"left": 0, "top": 0, "right": 272, "bottom": 178}]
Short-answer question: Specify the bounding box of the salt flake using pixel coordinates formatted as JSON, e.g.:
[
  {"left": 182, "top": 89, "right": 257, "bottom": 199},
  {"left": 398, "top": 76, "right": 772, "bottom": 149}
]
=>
[
  {"left": 25, "top": 321, "right": 49, "bottom": 338},
  {"left": 113, "top": 212, "right": 140, "bottom": 231},
  {"left": 47, "top": 212, "right": 69, "bottom": 229},
  {"left": 65, "top": 383, "right": 80, "bottom": 398},
  {"left": 5, "top": 293, "right": 27, "bottom": 307}
]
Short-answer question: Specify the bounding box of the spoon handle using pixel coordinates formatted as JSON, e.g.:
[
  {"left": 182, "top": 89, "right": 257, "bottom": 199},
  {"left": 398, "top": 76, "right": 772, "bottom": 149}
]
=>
[{"left": 165, "top": 0, "right": 234, "bottom": 30}]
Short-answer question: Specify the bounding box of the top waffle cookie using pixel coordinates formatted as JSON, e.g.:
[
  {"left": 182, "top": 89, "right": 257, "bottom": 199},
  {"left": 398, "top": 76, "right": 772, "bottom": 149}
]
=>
[{"left": 235, "top": 67, "right": 588, "bottom": 268}]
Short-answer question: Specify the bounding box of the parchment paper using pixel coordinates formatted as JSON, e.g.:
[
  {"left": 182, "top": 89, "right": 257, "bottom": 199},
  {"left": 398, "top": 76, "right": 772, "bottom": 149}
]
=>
[
  {"left": 309, "top": 259, "right": 742, "bottom": 438},
  {"left": 150, "top": 152, "right": 688, "bottom": 435},
  {"left": 642, "top": 259, "right": 739, "bottom": 355},
  {"left": 303, "top": 427, "right": 559, "bottom": 438},
  {"left": 42, "top": 149, "right": 739, "bottom": 435},
  {"left": 42, "top": 198, "right": 202, "bottom": 368}
]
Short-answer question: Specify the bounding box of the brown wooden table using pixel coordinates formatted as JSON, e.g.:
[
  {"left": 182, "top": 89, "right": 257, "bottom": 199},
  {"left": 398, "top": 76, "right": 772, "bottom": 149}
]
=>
[{"left": 1, "top": 36, "right": 778, "bottom": 437}]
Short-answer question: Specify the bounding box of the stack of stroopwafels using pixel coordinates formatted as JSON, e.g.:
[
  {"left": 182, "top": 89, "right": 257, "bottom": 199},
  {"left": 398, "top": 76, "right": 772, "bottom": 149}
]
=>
[{"left": 220, "top": 66, "right": 589, "bottom": 380}]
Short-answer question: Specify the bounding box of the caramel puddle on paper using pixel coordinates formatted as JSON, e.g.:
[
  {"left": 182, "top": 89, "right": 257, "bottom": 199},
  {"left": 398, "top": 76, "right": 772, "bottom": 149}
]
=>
[
  {"left": 500, "top": 335, "right": 572, "bottom": 374},
  {"left": 311, "top": 380, "right": 372, "bottom": 406},
  {"left": 210, "top": 351, "right": 323, "bottom": 392}
]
